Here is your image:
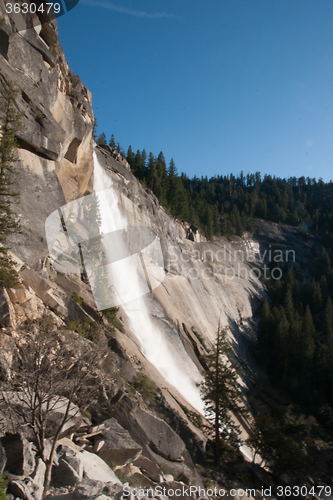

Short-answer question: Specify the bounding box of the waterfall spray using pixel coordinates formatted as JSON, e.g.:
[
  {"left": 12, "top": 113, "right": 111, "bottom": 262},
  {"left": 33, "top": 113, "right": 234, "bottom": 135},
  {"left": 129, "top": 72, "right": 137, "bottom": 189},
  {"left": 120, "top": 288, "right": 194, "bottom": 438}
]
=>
[{"left": 93, "top": 151, "right": 204, "bottom": 413}]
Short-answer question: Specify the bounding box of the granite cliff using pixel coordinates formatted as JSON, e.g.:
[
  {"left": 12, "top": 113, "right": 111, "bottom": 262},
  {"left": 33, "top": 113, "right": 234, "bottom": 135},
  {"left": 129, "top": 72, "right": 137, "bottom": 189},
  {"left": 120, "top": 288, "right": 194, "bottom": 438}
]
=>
[{"left": 0, "top": 4, "right": 314, "bottom": 499}]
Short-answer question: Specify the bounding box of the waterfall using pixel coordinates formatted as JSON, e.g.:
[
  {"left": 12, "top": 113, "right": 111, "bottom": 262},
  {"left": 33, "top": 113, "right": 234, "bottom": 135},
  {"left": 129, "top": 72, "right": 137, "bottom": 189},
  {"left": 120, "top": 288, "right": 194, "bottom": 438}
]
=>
[{"left": 93, "top": 151, "right": 204, "bottom": 413}]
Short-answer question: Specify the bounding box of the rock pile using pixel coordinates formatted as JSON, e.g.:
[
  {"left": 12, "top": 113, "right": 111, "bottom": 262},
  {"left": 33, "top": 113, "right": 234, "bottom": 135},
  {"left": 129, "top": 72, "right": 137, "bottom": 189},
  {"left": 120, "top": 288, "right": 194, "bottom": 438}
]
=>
[{"left": 1, "top": 409, "right": 207, "bottom": 500}]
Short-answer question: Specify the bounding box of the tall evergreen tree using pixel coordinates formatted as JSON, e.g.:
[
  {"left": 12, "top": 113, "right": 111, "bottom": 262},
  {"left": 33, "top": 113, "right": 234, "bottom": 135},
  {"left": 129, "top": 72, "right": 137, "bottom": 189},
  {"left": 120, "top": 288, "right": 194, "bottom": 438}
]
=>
[
  {"left": 126, "top": 145, "right": 135, "bottom": 168},
  {"left": 299, "top": 306, "right": 316, "bottom": 369},
  {"left": 97, "top": 132, "right": 106, "bottom": 146},
  {"left": 134, "top": 150, "right": 144, "bottom": 179},
  {"left": 109, "top": 134, "right": 116, "bottom": 149},
  {"left": 147, "top": 152, "right": 156, "bottom": 190},
  {"left": 167, "top": 157, "right": 178, "bottom": 211},
  {"left": 201, "top": 324, "right": 247, "bottom": 466}
]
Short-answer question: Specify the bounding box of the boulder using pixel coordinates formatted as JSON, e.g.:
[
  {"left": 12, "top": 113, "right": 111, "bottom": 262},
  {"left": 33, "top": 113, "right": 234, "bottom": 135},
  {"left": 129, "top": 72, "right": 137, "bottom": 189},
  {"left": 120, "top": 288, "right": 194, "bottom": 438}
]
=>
[
  {"left": 53, "top": 447, "right": 83, "bottom": 486},
  {"left": 113, "top": 396, "right": 185, "bottom": 462},
  {"left": 81, "top": 449, "right": 121, "bottom": 484},
  {"left": 8, "top": 475, "right": 45, "bottom": 500},
  {"left": 116, "top": 465, "right": 155, "bottom": 488},
  {"left": 126, "top": 472, "right": 155, "bottom": 488},
  {"left": 43, "top": 486, "right": 74, "bottom": 499},
  {"left": 8, "top": 479, "right": 32, "bottom": 500},
  {"left": 55, "top": 444, "right": 121, "bottom": 485},
  {"left": 71, "top": 479, "right": 106, "bottom": 500},
  {"left": 57, "top": 437, "right": 84, "bottom": 452},
  {"left": 1, "top": 433, "right": 35, "bottom": 476},
  {"left": 163, "top": 474, "right": 174, "bottom": 482},
  {"left": 95, "top": 418, "right": 142, "bottom": 467},
  {"left": 132, "top": 456, "right": 163, "bottom": 482},
  {"left": 143, "top": 446, "right": 195, "bottom": 486}
]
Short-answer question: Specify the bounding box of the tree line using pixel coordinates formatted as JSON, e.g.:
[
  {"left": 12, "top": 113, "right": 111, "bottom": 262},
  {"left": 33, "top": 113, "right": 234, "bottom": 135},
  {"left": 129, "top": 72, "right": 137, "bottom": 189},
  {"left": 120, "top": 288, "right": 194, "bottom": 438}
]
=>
[
  {"left": 97, "top": 132, "right": 333, "bottom": 251},
  {"left": 257, "top": 246, "right": 333, "bottom": 428}
]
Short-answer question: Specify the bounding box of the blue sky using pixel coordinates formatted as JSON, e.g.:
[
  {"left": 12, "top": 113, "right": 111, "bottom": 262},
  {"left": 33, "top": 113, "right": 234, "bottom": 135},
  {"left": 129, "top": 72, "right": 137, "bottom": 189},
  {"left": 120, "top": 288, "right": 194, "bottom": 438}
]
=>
[{"left": 57, "top": 0, "right": 333, "bottom": 182}]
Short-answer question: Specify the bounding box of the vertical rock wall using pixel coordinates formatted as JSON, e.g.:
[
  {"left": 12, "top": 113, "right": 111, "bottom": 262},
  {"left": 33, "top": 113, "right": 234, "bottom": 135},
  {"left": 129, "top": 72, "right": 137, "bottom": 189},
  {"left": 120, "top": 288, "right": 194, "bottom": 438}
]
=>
[{"left": 0, "top": 3, "right": 94, "bottom": 265}]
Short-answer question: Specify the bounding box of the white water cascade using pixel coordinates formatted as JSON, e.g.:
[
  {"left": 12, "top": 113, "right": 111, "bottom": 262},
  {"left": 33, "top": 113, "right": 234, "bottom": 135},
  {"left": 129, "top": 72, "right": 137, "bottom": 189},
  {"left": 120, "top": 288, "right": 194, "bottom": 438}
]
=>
[{"left": 93, "top": 152, "right": 204, "bottom": 413}]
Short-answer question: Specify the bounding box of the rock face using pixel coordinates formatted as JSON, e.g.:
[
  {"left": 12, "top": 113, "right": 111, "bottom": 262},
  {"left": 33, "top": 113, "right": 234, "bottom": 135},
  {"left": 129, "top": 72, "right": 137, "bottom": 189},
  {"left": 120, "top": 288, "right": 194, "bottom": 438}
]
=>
[
  {"left": 1, "top": 433, "right": 35, "bottom": 476},
  {"left": 0, "top": 2, "right": 94, "bottom": 266},
  {"left": 113, "top": 395, "right": 186, "bottom": 462},
  {"left": 54, "top": 444, "right": 121, "bottom": 486},
  {"left": 94, "top": 418, "right": 142, "bottom": 467},
  {"left": 94, "top": 146, "right": 266, "bottom": 352}
]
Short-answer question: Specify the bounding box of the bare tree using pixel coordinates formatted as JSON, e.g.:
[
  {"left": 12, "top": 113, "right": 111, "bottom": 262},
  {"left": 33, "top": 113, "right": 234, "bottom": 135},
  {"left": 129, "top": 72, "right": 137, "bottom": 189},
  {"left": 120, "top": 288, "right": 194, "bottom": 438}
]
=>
[{"left": 1, "top": 317, "right": 105, "bottom": 498}]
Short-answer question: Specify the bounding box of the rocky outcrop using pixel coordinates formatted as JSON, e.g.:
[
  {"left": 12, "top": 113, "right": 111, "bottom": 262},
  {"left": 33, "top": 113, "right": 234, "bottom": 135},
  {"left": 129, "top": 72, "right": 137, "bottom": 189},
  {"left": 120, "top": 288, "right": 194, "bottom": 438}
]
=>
[
  {"left": 0, "top": 2, "right": 94, "bottom": 266},
  {"left": 54, "top": 444, "right": 121, "bottom": 486},
  {"left": 112, "top": 395, "right": 186, "bottom": 462},
  {"left": 94, "top": 418, "right": 142, "bottom": 467},
  {"left": 1, "top": 433, "right": 35, "bottom": 476}
]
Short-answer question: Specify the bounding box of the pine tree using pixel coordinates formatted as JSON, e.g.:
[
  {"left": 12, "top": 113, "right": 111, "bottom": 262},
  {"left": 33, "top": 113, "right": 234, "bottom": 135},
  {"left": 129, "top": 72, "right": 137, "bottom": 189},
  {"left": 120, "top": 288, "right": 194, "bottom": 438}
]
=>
[
  {"left": 299, "top": 306, "right": 316, "bottom": 370},
  {"left": 201, "top": 324, "right": 247, "bottom": 466},
  {"left": 310, "top": 279, "right": 323, "bottom": 314},
  {"left": 0, "top": 82, "right": 23, "bottom": 287},
  {"left": 141, "top": 148, "right": 147, "bottom": 168},
  {"left": 97, "top": 132, "right": 106, "bottom": 146},
  {"left": 147, "top": 152, "right": 156, "bottom": 190},
  {"left": 167, "top": 157, "right": 178, "bottom": 212},
  {"left": 283, "top": 286, "right": 294, "bottom": 324},
  {"left": 156, "top": 152, "right": 168, "bottom": 205},
  {"left": 257, "top": 299, "right": 272, "bottom": 366},
  {"left": 126, "top": 145, "right": 135, "bottom": 168},
  {"left": 109, "top": 134, "right": 116, "bottom": 149},
  {"left": 212, "top": 205, "right": 221, "bottom": 235},
  {"left": 322, "top": 297, "right": 333, "bottom": 342},
  {"left": 134, "top": 150, "right": 144, "bottom": 179}
]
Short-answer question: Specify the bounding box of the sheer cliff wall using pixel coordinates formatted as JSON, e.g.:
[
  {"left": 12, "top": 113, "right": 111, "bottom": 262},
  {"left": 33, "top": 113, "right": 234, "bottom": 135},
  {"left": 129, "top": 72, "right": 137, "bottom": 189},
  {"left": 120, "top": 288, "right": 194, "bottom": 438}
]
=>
[{"left": 0, "top": 3, "right": 94, "bottom": 265}]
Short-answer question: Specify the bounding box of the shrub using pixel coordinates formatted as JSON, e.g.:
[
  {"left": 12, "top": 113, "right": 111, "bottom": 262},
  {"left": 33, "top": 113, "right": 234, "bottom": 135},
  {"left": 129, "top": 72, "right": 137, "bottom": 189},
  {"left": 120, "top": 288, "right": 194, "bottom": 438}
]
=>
[
  {"left": 131, "top": 374, "right": 158, "bottom": 407},
  {"left": 71, "top": 291, "right": 83, "bottom": 305},
  {"left": 67, "top": 317, "right": 100, "bottom": 341},
  {"left": 103, "top": 307, "right": 124, "bottom": 333},
  {"left": 0, "top": 472, "right": 7, "bottom": 500}
]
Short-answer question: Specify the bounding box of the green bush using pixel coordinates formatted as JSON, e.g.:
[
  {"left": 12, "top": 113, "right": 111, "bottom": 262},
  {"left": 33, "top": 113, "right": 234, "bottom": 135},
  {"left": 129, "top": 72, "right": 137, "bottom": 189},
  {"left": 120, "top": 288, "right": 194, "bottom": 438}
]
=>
[
  {"left": 103, "top": 307, "right": 124, "bottom": 333},
  {"left": 67, "top": 317, "right": 99, "bottom": 341},
  {"left": 131, "top": 374, "right": 158, "bottom": 407},
  {"left": 71, "top": 292, "right": 83, "bottom": 305},
  {"left": 0, "top": 472, "right": 8, "bottom": 500}
]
